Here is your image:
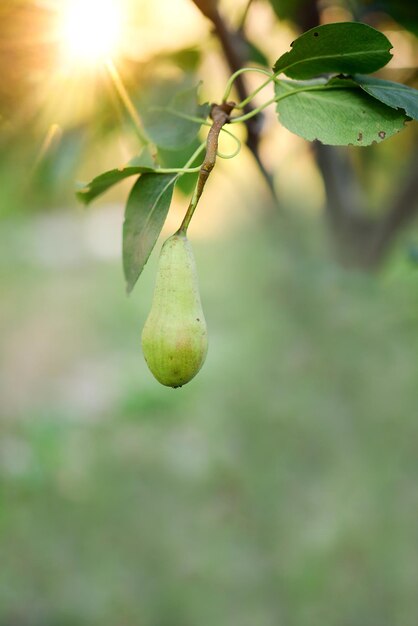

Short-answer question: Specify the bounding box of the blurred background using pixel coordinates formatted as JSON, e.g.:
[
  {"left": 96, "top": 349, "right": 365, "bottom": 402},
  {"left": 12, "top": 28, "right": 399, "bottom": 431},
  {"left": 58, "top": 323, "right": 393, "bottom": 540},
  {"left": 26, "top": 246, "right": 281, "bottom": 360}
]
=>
[{"left": 1, "top": 1, "right": 418, "bottom": 624}]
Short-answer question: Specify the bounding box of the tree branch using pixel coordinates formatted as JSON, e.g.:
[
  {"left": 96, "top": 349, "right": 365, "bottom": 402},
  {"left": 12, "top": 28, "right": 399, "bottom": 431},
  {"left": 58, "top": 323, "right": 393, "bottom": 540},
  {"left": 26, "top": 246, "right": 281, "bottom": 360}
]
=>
[
  {"left": 179, "top": 102, "right": 235, "bottom": 232},
  {"left": 295, "top": 2, "right": 418, "bottom": 268},
  {"left": 192, "top": 0, "right": 418, "bottom": 265},
  {"left": 191, "top": 0, "right": 277, "bottom": 205}
]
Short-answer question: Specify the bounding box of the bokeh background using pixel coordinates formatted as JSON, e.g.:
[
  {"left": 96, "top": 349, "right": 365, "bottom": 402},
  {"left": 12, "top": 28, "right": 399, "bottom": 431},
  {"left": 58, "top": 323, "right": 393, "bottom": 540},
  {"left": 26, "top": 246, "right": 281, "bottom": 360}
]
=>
[{"left": 1, "top": 1, "right": 418, "bottom": 625}]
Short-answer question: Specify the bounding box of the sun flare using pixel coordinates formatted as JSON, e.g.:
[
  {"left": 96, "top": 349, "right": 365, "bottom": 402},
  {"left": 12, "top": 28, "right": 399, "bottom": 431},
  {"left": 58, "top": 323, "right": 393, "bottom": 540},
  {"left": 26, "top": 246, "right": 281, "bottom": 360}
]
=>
[{"left": 60, "top": 0, "right": 122, "bottom": 65}]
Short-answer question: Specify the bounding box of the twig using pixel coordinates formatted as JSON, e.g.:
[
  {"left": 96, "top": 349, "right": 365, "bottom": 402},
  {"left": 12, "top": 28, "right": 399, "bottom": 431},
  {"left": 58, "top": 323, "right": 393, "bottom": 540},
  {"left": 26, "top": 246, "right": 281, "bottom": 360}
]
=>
[
  {"left": 179, "top": 102, "right": 235, "bottom": 233},
  {"left": 191, "top": 0, "right": 278, "bottom": 206}
]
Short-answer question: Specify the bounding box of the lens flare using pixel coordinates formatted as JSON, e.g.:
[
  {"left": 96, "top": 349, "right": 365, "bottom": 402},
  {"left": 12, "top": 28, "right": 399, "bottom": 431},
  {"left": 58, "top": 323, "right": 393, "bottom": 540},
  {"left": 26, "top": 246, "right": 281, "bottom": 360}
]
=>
[{"left": 61, "top": 0, "right": 122, "bottom": 64}]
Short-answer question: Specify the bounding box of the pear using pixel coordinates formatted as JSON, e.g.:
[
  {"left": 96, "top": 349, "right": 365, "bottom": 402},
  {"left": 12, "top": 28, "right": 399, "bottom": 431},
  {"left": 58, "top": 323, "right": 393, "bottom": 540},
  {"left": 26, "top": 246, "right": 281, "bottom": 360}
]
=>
[{"left": 142, "top": 232, "right": 208, "bottom": 388}]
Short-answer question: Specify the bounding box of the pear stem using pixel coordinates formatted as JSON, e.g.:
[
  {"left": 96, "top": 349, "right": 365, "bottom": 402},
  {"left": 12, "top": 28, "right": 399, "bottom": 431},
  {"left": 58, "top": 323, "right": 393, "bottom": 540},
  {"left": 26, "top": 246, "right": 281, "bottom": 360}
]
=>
[{"left": 179, "top": 101, "right": 235, "bottom": 234}]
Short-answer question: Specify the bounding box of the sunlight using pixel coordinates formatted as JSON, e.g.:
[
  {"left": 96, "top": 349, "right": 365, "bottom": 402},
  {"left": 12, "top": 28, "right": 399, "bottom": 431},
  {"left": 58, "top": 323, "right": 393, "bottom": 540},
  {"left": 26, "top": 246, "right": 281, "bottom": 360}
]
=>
[{"left": 60, "top": 0, "right": 122, "bottom": 65}]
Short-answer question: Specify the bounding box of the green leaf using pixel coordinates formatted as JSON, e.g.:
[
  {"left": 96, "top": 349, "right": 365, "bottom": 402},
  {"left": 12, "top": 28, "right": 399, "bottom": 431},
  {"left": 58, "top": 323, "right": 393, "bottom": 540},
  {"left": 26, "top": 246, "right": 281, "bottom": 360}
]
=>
[
  {"left": 273, "top": 22, "right": 393, "bottom": 79},
  {"left": 169, "top": 48, "right": 201, "bottom": 72},
  {"left": 158, "top": 138, "right": 202, "bottom": 196},
  {"left": 269, "top": 0, "right": 313, "bottom": 23},
  {"left": 123, "top": 173, "right": 176, "bottom": 293},
  {"left": 148, "top": 47, "right": 202, "bottom": 72},
  {"left": 275, "top": 78, "right": 409, "bottom": 145},
  {"left": 246, "top": 40, "right": 269, "bottom": 67},
  {"left": 380, "top": 0, "right": 418, "bottom": 37},
  {"left": 354, "top": 74, "right": 418, "bottom": 121},
  {"left": 76, "top": 148, "right": 156, "bottom": 205},
  {"left": 126, "top": 149, "right": 156, "bottom": 168},
  {"left": 140, "top": 83, "right": 210, "bottom": 150}
]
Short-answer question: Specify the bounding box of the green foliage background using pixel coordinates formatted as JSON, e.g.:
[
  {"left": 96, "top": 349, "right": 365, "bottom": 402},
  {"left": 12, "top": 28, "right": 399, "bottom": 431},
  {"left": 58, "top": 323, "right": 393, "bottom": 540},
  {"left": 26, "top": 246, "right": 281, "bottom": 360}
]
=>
[
  {"left": 2, "top": 213, "right": 418, "bottom": 625},
  {"left": 1, "top": 0, "right": 418, "bottom": 624}
]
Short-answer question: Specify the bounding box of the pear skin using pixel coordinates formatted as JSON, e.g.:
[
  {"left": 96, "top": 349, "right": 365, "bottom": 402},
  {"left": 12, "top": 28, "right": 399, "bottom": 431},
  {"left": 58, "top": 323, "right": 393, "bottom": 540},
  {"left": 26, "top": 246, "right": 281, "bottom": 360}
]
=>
[{"left": 142, "top": 232, "right": 208, "bottom": 387}]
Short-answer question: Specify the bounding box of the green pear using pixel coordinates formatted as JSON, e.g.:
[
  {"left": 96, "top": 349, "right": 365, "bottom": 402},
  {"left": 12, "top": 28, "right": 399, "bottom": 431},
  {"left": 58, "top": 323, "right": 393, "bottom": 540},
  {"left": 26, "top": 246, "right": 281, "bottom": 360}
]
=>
[{"left": 142, "top": 232, "right": 208, "bottom": 388}]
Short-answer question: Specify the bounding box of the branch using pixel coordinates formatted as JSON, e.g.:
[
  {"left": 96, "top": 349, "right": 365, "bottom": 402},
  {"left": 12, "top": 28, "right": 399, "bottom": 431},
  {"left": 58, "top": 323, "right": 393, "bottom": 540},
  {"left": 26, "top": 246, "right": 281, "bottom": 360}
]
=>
[
  {"left": 179, "top": 102, "right": 235, "bottom": 232},
  {"left": 192, "top": 0, "right": 418, "bottom": 264},
  {"left": 191, "top": 0, "right": 277, "bottom": 205}
]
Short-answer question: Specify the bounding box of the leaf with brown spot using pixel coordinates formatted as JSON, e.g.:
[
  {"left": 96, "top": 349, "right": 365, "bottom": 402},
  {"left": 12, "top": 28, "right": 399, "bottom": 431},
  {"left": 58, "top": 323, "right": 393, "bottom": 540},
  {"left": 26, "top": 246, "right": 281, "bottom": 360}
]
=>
[{"left": 275, "top": 78, "right": 409, "bottom": 145}]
